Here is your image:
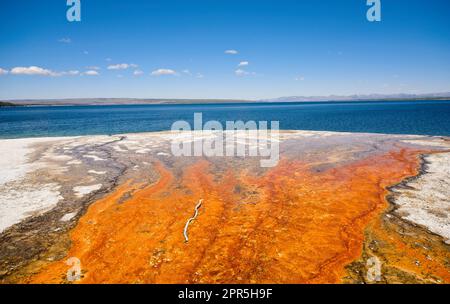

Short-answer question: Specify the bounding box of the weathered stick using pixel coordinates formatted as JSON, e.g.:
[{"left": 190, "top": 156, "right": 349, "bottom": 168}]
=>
[{"left": 183, "top": 199, "right": 203, "bottom": 243}]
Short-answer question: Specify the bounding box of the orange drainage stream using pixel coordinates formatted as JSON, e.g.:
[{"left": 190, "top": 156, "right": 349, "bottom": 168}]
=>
[{"left": 27, "top": 148, "right": 449, "bottom": 283}]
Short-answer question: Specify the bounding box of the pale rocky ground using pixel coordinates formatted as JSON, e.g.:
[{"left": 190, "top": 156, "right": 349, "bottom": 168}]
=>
[
  {"left": 0, "top": 130, "right": 449, "bottom": 281},
  {"left": 393, "top": 139, "right": 450, "bottom": 243}
]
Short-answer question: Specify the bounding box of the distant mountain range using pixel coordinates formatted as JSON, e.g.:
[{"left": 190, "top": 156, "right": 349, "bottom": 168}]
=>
[
  {"left": 2, "top": 92, "right": 450, "bottom": 106},
  {"left": 261, "top": 92, "right": 450, "bottom": 102}
]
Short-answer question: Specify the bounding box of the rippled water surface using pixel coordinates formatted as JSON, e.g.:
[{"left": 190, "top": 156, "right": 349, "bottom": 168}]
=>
[{"left": 1, "top": 100, "right": 450, "bottom": 138}]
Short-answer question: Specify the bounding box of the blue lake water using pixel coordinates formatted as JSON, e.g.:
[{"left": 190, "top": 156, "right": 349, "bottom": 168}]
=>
[{"left": 1, "top": 100, "right": 450, "bottom": 139}]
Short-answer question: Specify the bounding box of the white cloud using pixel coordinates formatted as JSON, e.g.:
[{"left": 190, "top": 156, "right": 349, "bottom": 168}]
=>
[
  {"left": 10, "top": 66, "right": 56, "bottom": 76},
  {"left": 235, "top": 69, "right": 249, "bottom": 76},
  {"left": 235, "top": 69, "right": 258, "bottom": 77},
  {"left": 151, "top": 68, "right": 178, "bottom": 76},
  {"left": 86, "top": 66, "right": 101, "bottom": 70},
  {"left": 225, "top": 49, "right": 238, "bottom": 55},
  {"left": 181, "top": 69, "right": 205, "bottom": 78},
  {"left": 133, "top": 70, "right": 144, "bottom": 76},
  {"left": 0, "top": 68, "right": 8, "bottom": 75},
  {"left": 9, "top": 66, "right": 82, "bottom": 77},
  {"left": 58, "top": 38, "right": 72, "bottom": 44},
  {"left": 238, "top": 61, "right": 249, "bottom": 67},
  {"left": 63, "top": 70, "right": 80, "bottom": 76},
  {"left": 107, "top": 63, "right": 138, "bottom": 70},
  {"left": 294, "top": 76, "right": 305, "bottom": 81},
  {"left": 83, "top": 70, "right": 99, "bottom": 76}
]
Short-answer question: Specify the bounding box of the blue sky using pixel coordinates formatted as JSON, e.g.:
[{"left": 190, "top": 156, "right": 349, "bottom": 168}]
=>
[{"left": 0, "top": 0, "right": 449, "bottom": 100}]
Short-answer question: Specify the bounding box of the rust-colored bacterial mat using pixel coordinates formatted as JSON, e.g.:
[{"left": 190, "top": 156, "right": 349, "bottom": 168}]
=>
[{"left": 25, "top": 146, "right": 450, "bottom": 284}]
